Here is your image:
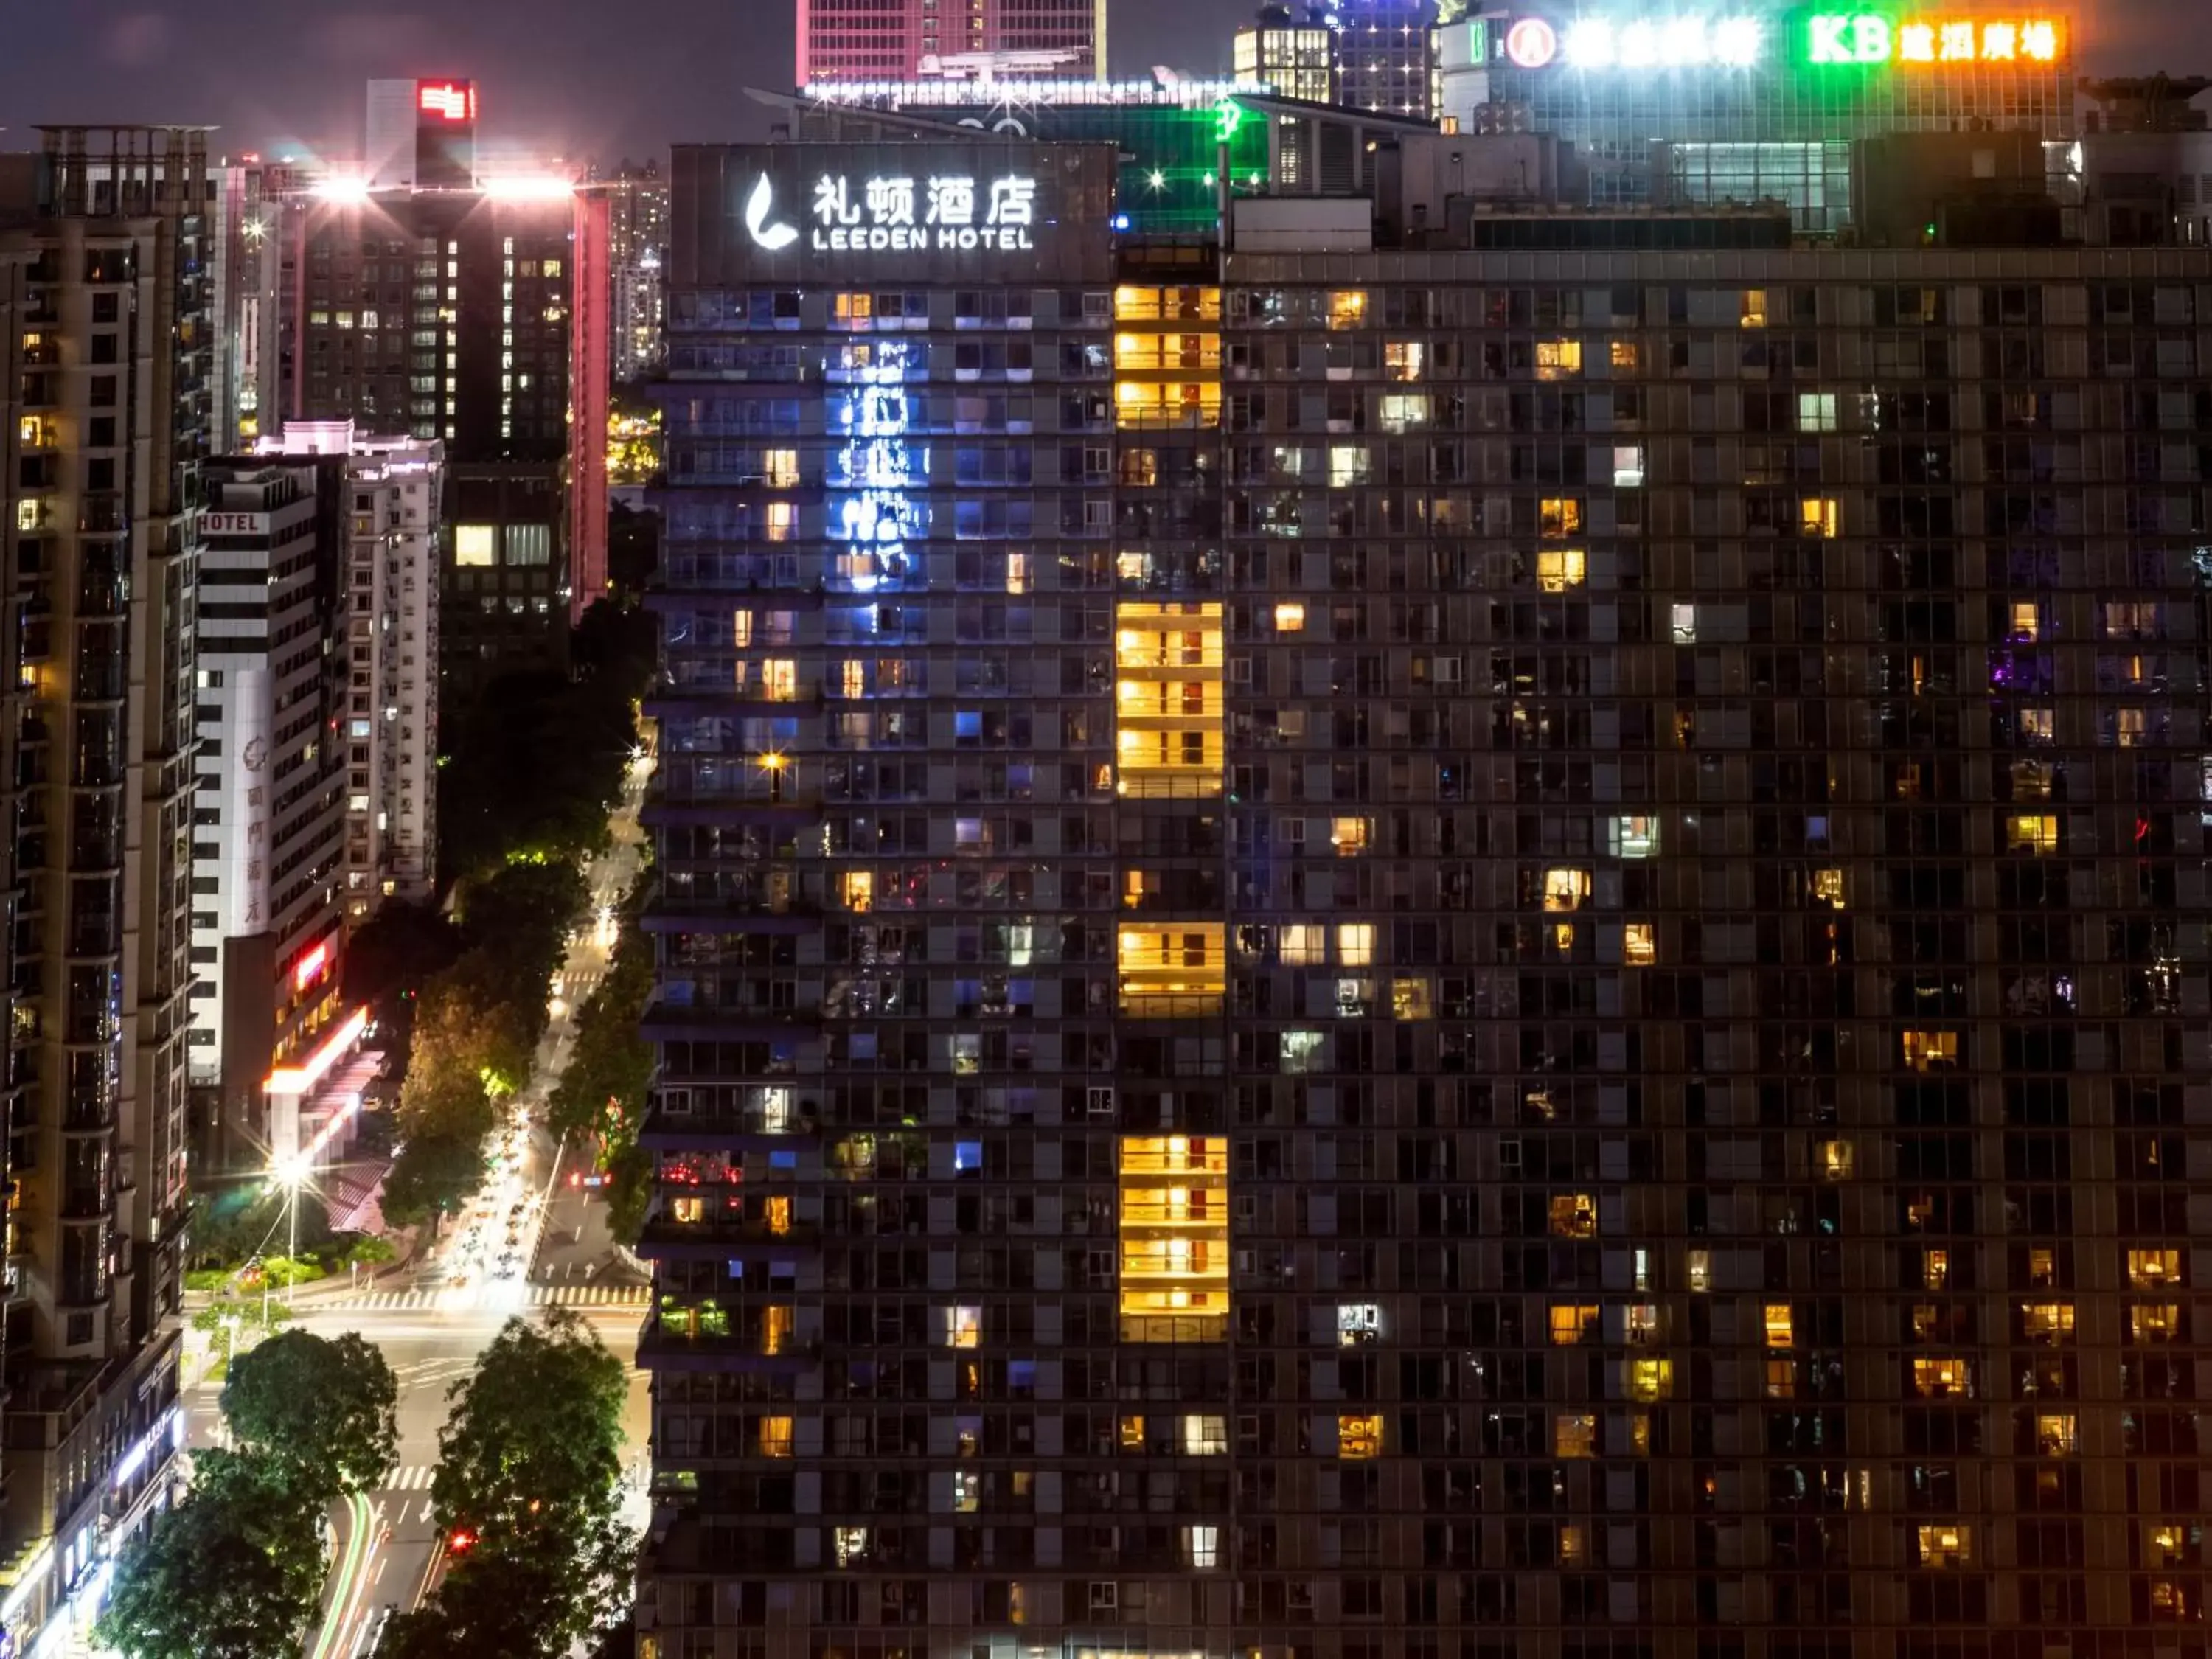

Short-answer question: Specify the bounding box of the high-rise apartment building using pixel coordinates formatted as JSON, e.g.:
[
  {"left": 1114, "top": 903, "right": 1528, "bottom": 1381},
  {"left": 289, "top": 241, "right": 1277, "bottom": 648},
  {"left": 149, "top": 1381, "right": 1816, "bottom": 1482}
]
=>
[
  {"left": 605, "top": 159, "right": 671, "bottom": 385},
  {"left": 634, "top": 75, "right": 2212, "bottom": 1659},
  {"left": 796, "top": 0, "right": 1109, "bottom": 87},
  {"left": 0, "top": 125, "right": 206, "bottom": 1656},
  {"left": 262, "top": 423, "right": 445, "bottom": 922},
  {"left": 189, "top": 456, "right": 349, "bottom": 1164},
  {"left": 1236, "top": 5, "right": 1340, "bottom": 104}
]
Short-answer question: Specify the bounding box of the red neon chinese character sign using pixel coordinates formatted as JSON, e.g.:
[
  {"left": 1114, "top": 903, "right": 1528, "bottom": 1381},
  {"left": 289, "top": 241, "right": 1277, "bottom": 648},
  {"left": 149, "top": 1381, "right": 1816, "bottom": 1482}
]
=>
[{"left": 417, "top": 82, "right": 476, "bottom": 122}]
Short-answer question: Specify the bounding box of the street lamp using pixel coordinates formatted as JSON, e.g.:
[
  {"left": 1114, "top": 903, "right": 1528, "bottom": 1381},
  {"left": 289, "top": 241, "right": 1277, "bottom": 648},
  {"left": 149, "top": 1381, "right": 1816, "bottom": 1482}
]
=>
[{"left": 263, "top": 1151, "right": 312, "bottom": 1326}]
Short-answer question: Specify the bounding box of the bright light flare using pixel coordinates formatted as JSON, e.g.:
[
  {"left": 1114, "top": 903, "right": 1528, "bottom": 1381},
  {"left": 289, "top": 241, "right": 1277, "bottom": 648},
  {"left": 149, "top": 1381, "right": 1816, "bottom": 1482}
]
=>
[
  {"left": 480, "top": 175, "right": 577, "bottom": 201},
  {"left": 311, "top": 175, "right": 373, "bottom": 204}
]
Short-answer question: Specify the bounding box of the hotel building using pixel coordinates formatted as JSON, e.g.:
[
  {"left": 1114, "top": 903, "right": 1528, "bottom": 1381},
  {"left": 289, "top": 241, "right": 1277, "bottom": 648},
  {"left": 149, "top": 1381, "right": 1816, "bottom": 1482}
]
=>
[{"left": 635, "top": 44, "right": 2212, "bottom": 1659}]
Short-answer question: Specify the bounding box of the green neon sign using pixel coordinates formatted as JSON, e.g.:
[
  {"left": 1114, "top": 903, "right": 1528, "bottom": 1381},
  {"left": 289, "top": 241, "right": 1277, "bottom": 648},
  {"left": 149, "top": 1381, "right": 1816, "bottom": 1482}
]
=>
[
  {"left": 1805, "top": 13, "right": 1892, "bottom": 63},
  {"left": 1214, "top": 97, "right": 1246, "bottom": 143},
  {"left": 1801, "top": 12, "right": 2065, "bottom": 67}
]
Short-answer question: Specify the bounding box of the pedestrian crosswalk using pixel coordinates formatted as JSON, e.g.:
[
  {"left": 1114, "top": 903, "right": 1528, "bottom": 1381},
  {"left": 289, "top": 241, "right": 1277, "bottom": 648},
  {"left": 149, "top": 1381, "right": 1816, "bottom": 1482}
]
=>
[
  {"left": 386, "top": 1464, "right": 438, "bottom": 1492},
  {"left": 320, "top": 1283, "right": 650, "bottom": 1313}
]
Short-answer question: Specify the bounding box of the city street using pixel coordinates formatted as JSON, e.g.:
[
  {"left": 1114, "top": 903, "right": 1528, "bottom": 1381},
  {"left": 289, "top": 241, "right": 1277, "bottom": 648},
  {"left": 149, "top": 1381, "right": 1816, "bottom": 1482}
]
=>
[{"left": 182, "top": 754, "right": 655, "bottom": 1659}]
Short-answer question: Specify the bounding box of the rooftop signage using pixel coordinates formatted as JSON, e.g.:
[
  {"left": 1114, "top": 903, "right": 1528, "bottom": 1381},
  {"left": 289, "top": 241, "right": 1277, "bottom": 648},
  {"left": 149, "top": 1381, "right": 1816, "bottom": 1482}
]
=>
[
  {"left": 1801, "top": 13, "right": 2064, "bottom": 64},
  {"left": 745, "top": 170, "right": 1041, "bottom": 254},
  {"left": 1501, "top": 14, "right": 1765, "bottom": 69}
]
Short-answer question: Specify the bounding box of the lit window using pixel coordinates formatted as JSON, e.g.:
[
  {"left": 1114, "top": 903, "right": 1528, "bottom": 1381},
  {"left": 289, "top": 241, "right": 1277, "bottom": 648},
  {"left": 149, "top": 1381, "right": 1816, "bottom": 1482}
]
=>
[
  {"left": 1626, "top": 1304, "right": 1660, "bottom": 1343},
  {"left": 1328, "top": 445, "right": 1371, "bottom": 487},
  {"left": 2009, "top": 600, "right": 2042, "bottom": 642},
  {"left": 1384, "top": 341, "right": 1425, "bottom": 381},
  {"left": 1540, "top": 497, "right": 1583, "bottom": 536},
  {"left": 763, "top": 448, "right": 799, "bottom": 487},
  {"left": 1765, "top": 1358, "right": 1798, "bottom": 1397},
  {"left": 1913, "top": 1356, "right": 1972, "bottom": 1398},
  {"left": 1279, "top": 925, "right": 1325, "bottom": 966},
  {"left": 762, "top": 1304, "right": 793, "bottom": 1354},
  {"left": 1607, "top": 815, "right": 1660, "bottom": 858},
  {"left": 1610, "top": 340, "right": 1640, "bottom": 370},
  {"left": 1613, "top": 445, "right": 1645, "bottom": 487},
  {"left": 758, "top": 1416, "right": 794, "bottom": 1457},
  {"left": 1686, "top": 1249, "right": 1711, "bottom": 1292},
  {"left": 1330, "top": 817, "right": 1371, "bottom": 855},
  {"left": 2131, "top": 1303, "right": 2183, "bottom": 1343},
  {"left": 1818, "top": 1140, "right": 1854, "bottom": 1180},
  {"left": 1119, "top": 1414, "right": 1146, "bottom": 1449},
  {"left": 1337, "top": 1304, "right": 1381, "bottom": 1346},
  {"left": 1900, "top": 1030, "right": 1959, "bottom": 1072},
  {"left": 937, "top": 1305, "right": 983, "bottom": 1348},
  {"left": 1796, "top": 392, "right": 1838, "bottom": 432},
  {"left": 952, "top": 1472, "right": 979, "bottom": 1512},
  {"left": 1548, "top": 1194, "right": 1597, "bottom": 1239},
  {"left": 1740, "top": 288, "right": 1768, "bottom": 328},
  {"left": 840, "top": 870, "right": 874, "bottom": 913},
  {"left": 1549, "top": 1304, "right": 1599, "bottom": 1345},
  {"left": 2019, "top": 706, "right": 2055, "bottom": 745},
  {"left": 2037, "top": 1413, "right": 2079, "bottom": 1455},
  {"left": 1800, "top": 498, "right": 1838, "bottom": 538},
  {"left": 1812, "top": 868, "right": 1846, "bottom": 908},
  {"left": 1554, "top": 1413, "right": 1596, "bottom": 1458},
  {"left": 1922, "top": 1248, "right": 1950, "bottom": 1290},
  {"left": 1377, "top": 393, "right": 1430, "bottom": 431},
  {"left": 1624, "top": 923, "right": 1656, "bottom": 966},
  {"left": 1183, "top": 1524, "right": 1220, "bottom": 1570},
  {"left": 1183, "top": 1414, "right": 1227, "bottom": 1454},
  {"left": 1559, "top": 1525, "right": 1587, "bottom": 1565},
  {"left": 1390, "top": 978, "right": 1432, "bottom": 1020},
  {"left": 763, "top": 501, "right": 796, "bottom": 541},
  {"left": 1536, "top": 548, "right": 1586, "bottom": 592},
  {"left": 834, "top": 1524, "right": 870, "bottom": 1564},
  {"left": 1627, "top": 1357, "right": 1673, "bottom": 1402},
  {"left": 1337, "top": 923, "right": 1374, "bottom": 967},
  {"left": 1914, "top": 1524, "right": 1973, "bottom": 1568},
  {"left": 1326, "top": 291, "right": 1367, "bottom": 328},
  {"left": 2020, "top": 1301, "right": 2076, "bottom": 1344},
  {"left": 1534, "top": 339, "right": 1582, "bottom": 380},
  {"left": 1273, "top": 602, "right": 1305, "bottom": 633},
  {"left": 1338, "top": 1414, "right": 1383, "bottom": 1458},
  {"left": 2128, "top": 1248, "right": 2183, "bottom": 1289},
  {"left": 2007, "top": 814, "right": 2059, "bottom": 855},
  {"left": 1543, "top": 869, "right": 1590, "bottom": 912},
  {"left": 1671, "top": 603, "right": 1697, "bottom": 644},
  {"left": 1764, "top": 1304, "right": 1795, "bottom": 1347},
  {"left": 453, "top": 524, "right": 496, "bottom": 567}
]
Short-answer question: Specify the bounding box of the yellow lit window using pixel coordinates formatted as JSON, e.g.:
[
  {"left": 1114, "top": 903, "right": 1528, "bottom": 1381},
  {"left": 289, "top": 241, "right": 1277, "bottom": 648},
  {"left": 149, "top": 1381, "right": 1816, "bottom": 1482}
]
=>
[
  {"left": 1687, "top": 1249, "right": 1711, "bottom": 1292},
  {"left": 1610, "top": 340, "right": 1640, "bottom": 371},
  {"left": 1628, "top": 1413, "right": 1652, "bottom": 1456},
  {"left": 1765, "top": 1358, "right": 1798, "bottom": 1398},
  {"left": 1338, "top": 1414, "right": 1383, "bottom": 1458},
  {"left": 1812, "top": 868, "right": 1846, "bottom": 908},
  {"left": 1548, "top": 1194, "right": 1597, "bottom": 1239},
  {"left": 1543, "top": 868, "right": 1590, "bottom": 913},
  {"left": 763, "top": 501, "right": 796, "bottom": 541},
  {"left": 1273, "top": 602, "right": 1304, "bottom": 633},
  {"left": 2037, "top": 1413, "right": 2078, "bottom": 1455},
  {"left": 1117, "top": 922, "right": 1226, "bottom": 1016},
  {"left": 2129, "top": 1248, "right": 2183, "bottom": 1289},
  {"left": 762, "top": 448, "right": 799, "bottom": 488},
  {"left": 1391, "top": 978, "right": 1432, "bottom": 1020},
  {"left": 1536, "top": 549, "right": 1586, "bottom": 592},
  {"left": 2026, "top": 1247, "right": 2058, "bottom": 1287},
  {"left": 758, "top": 1415, "right": 795, "bottom": 1457},
  {"left": 2149, "top": 1581, "right": 2198, "bottom": 1622},
  {"left": 836, "top": 660, "right": 866, "bottom": 700},
  {"left": 1915, "top": 1525, "right": 1972, "bottom": 1568},
  {"left": 1329, "top": 445, "right": 1371, "bottom": 487},
  {"left": 1913, "top": 1357, "right": 1972, "bottom": 1398},
  {"left": 760, "top": 660, "right": 798, "bottom": 701},
  {"left": 1119, "top": 1415, "right": 1146, "bottom": 1449},
  {"left": 1337, "top": 923, "right": 1374, "bottom": 967},
  {"left": 454, "top": 524, "right": 497, "bottom": 568},
  {"left": 2131, "top": 1303, "right": 2183, "bottom": 1343},
  {"left": 939, "top": 1304, "right": 983, "bottom": 1348},
  {"left": 1740, "top": 288, "right": 1768, "bottom": 328},
  {"left": 765, "top": 1195, "right": 793, "bottom": 1237},
  {"left": 763, "top": 1304, "right": 793, "bottom": 1355},
  {"left": 835, "top": 292, "right": 874, "bottom": 321},
  {"left": 1764, "top": 1304, "right": 1795, "bottom": 1347},
  {"left": 1535, "top": 339, "right": 1582, "bottom": 380},
  {"left": 1276, "top": 925, "right": 1323, "bottom": 966},
  {"left": 1626, "top": 1304, "right": 1661, "bottom": 1343},
  {"left": 1119, "top": 1135, "right": 1229, "bottom": 1341},
  {"left": 839, "top": 870, "right": 874, "bottom": 914},
  {"left": 2010, "top": 600, "right": 2042, "bottom": 642},
  {"left": 1384, "top": 341, "right": 1425, "bottom": 382},
  {"left": 2147, "top": 1525, "right": 2191, "bottom": 1568},
  {"left": 2020, "top": 1301, "right": 2075, "bottom": 1343},
  {"left": 1799, "top": 498, "right": 1838, "bottom": 538},
  {"left": 1326, "top": 290, "right": 1368, "bottom": 329},
  {"left": 1624, "top": 923, "right": 1656, "bottom": 966},
  {"left": 1817, "top": 1140, "right": 1854, "bottom": 1180},
  {"left": 1900, "top": 1030, "right": 1958, "bottom": 1072},
  {"left": 1554, "top": 1413, "right": 1596, "bottom": 1459},
  {"left": 2007, "top": 814, "right": 2058, "bottom": 855},
  {"left": 1559, "top": 1525, "right": 1587, "bottom": 1565},
  {"left": 1540, "top": 497, "right": 1582, "bottom": 536},
  {"left": 1628, "top": 1357, "right": 1673, "bottom": 1402},
  {"left": 1923, "top": 1248, "right": 1950, "bottom": 1290},
  {"left": 1549, "top": 1304, "right": 1599, "bottom": 1345},
  {"left": 1330, "top": 818, "right": 1371, "bottom": 856}
]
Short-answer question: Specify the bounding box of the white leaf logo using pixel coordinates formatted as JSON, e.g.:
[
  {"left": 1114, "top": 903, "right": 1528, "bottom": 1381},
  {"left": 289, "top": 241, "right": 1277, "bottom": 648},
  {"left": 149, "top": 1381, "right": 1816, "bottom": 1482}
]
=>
[{"left": 745, "top": 175, "right": 798, "bottom": 251}]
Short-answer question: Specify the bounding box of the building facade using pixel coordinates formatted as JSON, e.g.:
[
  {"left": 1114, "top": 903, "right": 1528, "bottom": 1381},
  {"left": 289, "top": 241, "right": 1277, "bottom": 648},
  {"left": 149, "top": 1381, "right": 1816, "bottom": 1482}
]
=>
[
  {"left": 636, "top": 124, "right": 2212, "bottom": 1659},
  {"left": 1237, "top": 7, "right": 1341, "bottom": 105},
  {"left": 796, "top": 0, "right": 1109, "bottom": 87},
  {"left": 189, "top": 456, "right": 349, "bottom": 1164},
  {"left": 1327, "top": 0, "right": 1439, "bottom": 116},
  {"left": 0, "top": 125, "right": 204, "bottom": 1658},
  {"left": 606, "top": 159, "right": 672, "bottom": 385}
]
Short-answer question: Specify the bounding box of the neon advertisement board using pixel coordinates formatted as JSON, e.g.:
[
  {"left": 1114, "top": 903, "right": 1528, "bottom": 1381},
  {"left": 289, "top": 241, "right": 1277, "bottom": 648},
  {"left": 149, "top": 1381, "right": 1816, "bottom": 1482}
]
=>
[{"left": 1801, "top": 13, "right": 2064, "bottom": 64}]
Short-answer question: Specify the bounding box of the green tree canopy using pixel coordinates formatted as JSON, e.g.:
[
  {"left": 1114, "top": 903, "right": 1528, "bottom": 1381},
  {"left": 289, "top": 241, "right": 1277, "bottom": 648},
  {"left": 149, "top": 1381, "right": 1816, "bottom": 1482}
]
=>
[
  {"left": 379, "top": 1130, "right": 487, "bottom": 1228},
  {"left": 94, "top": 1450, "right": 325, "bottom": 1659},
  {"left": 221, "top": 1330, "right": 399, "bottom": 1499}
]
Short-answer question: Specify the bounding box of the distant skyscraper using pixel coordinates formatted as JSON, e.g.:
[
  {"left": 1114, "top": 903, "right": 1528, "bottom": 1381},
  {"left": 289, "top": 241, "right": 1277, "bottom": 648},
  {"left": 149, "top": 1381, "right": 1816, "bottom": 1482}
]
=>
[
  {"left": 1326, "top": 0, "right": 1438, "bottom": 116},
  {"left": 796, "top": 0, "right": 1108, "bottom": 86},
  {"left": 1235, "top": 4, "right": 1339, "bottom": 102},
  {"left": 603, "top": 159, "right": 668, "bottom": 385}
]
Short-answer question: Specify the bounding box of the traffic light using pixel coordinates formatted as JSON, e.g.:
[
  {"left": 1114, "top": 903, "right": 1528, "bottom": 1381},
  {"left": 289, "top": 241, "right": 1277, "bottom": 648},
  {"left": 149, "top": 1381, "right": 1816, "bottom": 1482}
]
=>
[{"left": 448, "top": 1528, "right": 477, "bottom": 1556}]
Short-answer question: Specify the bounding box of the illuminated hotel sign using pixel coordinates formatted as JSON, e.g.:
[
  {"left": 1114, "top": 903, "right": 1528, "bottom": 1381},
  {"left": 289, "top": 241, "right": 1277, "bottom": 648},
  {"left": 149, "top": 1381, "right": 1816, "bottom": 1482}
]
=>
[
  {"left": 1503, "top": 15, "right": 1765, "bottom": 69},
  {"left": 747, "top": 171, "right": 1040, "bottom": 253},
  {"left": 1801, "top": 13, "right": 2063, "bottom": 64}
]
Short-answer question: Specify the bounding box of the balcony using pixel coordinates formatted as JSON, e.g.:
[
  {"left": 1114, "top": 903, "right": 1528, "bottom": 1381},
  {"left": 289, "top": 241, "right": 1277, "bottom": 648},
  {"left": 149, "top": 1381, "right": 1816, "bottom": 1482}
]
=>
[
  {"left": 635, "top": 1320, "right": 820, "bottom": 1376},
  {"left": 635, "top": 1211, "right": 821, "bottom": 1261}
]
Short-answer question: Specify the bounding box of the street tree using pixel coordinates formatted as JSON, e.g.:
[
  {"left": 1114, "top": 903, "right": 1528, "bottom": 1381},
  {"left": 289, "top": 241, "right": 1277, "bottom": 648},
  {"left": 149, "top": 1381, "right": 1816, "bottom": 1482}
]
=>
[
  {"left": 222, "top": 1329, "right": 399, "bottom": 1498},
  {"left": 378, "top": 1130, "right": 487, "bottom": 1228},
  {"left": 426, "top": 1310, "right": 634, "bottom": 1649},
  {"left": 375, "top": 1550, "right": 577, "bottom": 1658},
  {"left": 94, "top": 1450, "right": 325, "bottom": 1659}
]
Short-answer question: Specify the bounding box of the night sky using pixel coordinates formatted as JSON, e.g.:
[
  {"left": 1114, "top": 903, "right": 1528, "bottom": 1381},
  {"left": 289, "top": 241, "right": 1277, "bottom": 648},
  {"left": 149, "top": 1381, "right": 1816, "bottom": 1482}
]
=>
[{"left": 0, "top": 0, "right": 2194, "bottom": 170}]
